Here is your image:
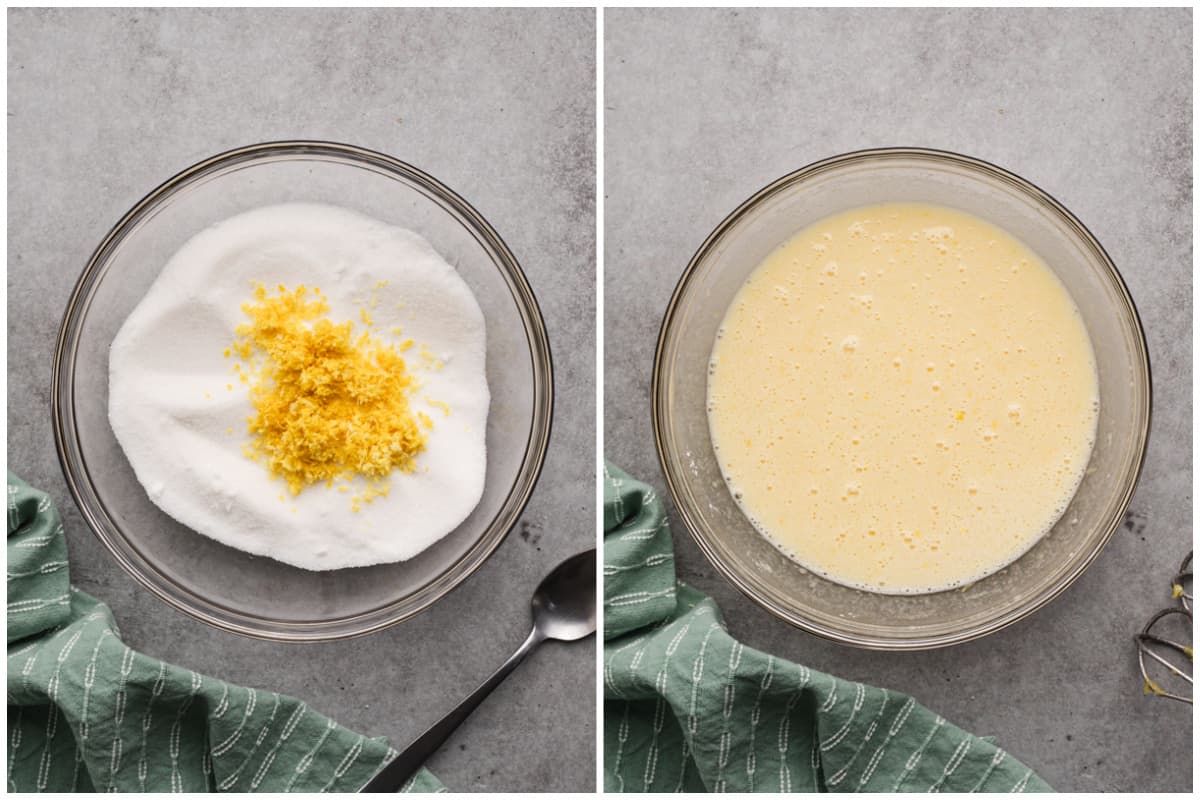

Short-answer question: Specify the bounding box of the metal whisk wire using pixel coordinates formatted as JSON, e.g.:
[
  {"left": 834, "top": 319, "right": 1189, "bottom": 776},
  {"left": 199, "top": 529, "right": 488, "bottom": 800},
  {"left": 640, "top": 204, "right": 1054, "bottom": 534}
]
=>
[
  {"left": 1135, "top": 551, "right": 1192, "bottom": 704},
  {"left": 1172, "top": 552, "right": 1192, "bottom": 612}
]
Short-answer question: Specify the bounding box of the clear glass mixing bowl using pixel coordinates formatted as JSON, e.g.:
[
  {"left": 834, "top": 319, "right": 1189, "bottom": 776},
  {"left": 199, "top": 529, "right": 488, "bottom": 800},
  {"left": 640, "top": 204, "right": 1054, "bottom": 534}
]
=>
[
  {"left": 654, "top": 148, "right": 1150, "bottom": 650},
  {"left": 53, "top": 141, "right": 553, "bottom": 642}
]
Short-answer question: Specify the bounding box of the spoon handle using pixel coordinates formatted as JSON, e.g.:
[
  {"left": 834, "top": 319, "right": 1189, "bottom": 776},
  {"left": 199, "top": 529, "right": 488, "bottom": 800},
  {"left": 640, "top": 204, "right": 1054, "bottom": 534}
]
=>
[{"left": 360, "top": 627, "right": 545, "bottom": 792}]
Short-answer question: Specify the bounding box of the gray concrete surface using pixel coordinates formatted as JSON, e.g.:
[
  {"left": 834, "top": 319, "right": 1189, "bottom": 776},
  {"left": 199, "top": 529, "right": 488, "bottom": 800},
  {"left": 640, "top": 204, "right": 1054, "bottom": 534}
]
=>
[
  {"left": 605, "top": 8, "right": 1191, "bottom": 793},
  {"left": 9, "top": 8, "right": 594, "bottom": 793}
]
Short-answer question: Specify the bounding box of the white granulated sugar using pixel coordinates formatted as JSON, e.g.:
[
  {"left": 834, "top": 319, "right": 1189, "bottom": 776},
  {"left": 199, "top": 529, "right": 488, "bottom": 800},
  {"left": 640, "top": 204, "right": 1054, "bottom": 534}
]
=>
[{"left": 109, "top": 203, "right": 489, "bottom": 570}]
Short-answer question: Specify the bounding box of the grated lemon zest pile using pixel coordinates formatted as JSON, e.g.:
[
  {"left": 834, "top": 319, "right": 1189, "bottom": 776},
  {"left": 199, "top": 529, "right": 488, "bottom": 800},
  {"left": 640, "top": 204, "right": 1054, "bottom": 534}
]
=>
[{"left": 232, "top": 283, "right": 429, "bottom": 498}]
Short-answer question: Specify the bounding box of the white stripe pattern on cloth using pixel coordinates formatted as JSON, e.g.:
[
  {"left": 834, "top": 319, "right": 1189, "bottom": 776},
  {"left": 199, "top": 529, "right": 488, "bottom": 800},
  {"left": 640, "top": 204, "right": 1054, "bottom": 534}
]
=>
[
  {"left": 107, "top": 646, "right": 137, "bottom": 790},
  {"left": 138, "top": 662, "right": 168, "bottom": 791},
  {"left": 169, "top": 671, "right": 204, "bottom": 792},
  {"left": 820, "top": 675, "right": 839, "bottom": 713},
  {"left": 714, "top": 640, "right": 744, "bottom": 793},
  {"left": 745, "top": 655, "right": 774, "bottom": 791},
  {"left": 928, "top": 737, "right": 972, "bottom": 792},
  {"left": 603, "top": 552, "right": 673, "bottom": 575},
  {"left": 38, "top": 626, "right": 80, "bottom": 792},
  {"left": 777, "top": 686, "right": 804, "bottom": 792},
  {"left": 213, "top": 683, "right": 231, "bottom": 718},
  {"left": 8, "top": 593, "right": 70, "bottom": 613},
  {"left": 318, "top": 734, "right": 364, "bottom": 792},
  {"left": 828, "top": 689, "right": 889, "bottom": 787},
  {"left": 14, "top": 534, "right": 56, "bottom": 548},
  {"left": 611, "top": 702, "right": 630, "bottom": 793},
  {"left": 643, "top": 689, "right": 665, "bottom": 788},
  {"left": 607, "top": 588, "right": 675, "bottom": 607},
  {"left": 859, "top": 694, "right": 915, "bottom": 788},
  {"left": 78, "top": 628, "right": 111, "bottom": 773},
  {"left": 891, "top": 715, "right": 946, "bottom": 791},
  {"left": 604, "top": 623, "right": 657, "bottom": 698},
  {"left": 250, "top": 702, "right": 307, "bottom": 791},
  {"left": 8, "top": 560, "right": 69, "bottom": 579},
  {"left": 617, "top": 524, "right": 665, "bottom": 542},
  {"left": 677, "top": 621, "right": 721, "bottom": 791},
  {"left": 36, "top": 706, "right": 58, "bottom": 791},
  {"left": 821, "top": 682, "right": 866, "bottom": 751},
  {"left": 9, "top": 707, "right": 22, "bottom": 791},
  {"left": 969, "top": 747, "right": 1008, "bottom": 791},
  {"left": 644, "top": 619, "right": 689, "bottom": 792},
  {"left": 219, "top": 692, "right": 280, "bottom": 790},
  {"left": 285, "top": 718, "right": 336, "bottom": 792},
  {"left": 610, "top": 473, "right": 624, "bottom": 524},
  {"left": 213, "top": 687, "right": 258, "bottom": 757},
  {"left": 8, "top": 483, "right": 20, "bottom": 533}
]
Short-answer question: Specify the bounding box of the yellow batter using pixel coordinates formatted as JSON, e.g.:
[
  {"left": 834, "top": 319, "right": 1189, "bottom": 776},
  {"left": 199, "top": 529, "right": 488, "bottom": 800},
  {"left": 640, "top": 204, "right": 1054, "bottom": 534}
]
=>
[{"left": 707, "top": 203, "right": 1098, "bottom": 593}]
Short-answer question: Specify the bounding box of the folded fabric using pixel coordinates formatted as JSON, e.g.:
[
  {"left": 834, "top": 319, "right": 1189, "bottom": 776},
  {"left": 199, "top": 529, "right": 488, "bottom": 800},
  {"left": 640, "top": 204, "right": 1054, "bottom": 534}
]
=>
[
  {"left": 6, "top": 472, "right": 444, "bottom": 793},
  {"left": 602, "top": 462, "right": 1052, "bottom": 793}
]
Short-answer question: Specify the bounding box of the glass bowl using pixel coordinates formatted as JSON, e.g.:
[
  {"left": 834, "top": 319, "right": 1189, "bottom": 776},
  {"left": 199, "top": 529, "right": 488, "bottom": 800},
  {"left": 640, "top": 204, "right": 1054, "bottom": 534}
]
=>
[
  {"left": 53, "top": 141, "right": 553, "bottom": 642},
  {"left": 654, "top": 148, "right": 1150, "bottom": 650}
]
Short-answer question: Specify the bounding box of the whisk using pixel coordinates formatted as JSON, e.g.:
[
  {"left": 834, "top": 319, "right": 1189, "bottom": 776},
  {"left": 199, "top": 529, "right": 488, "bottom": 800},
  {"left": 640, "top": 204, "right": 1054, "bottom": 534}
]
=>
[{"left": 1135, "top": 551, "right": 1192, "bottom": 704}]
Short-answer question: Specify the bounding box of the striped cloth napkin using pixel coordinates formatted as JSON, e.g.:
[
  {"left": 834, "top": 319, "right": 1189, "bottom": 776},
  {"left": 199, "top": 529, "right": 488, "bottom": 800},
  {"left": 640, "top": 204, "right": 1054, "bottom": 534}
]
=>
[
  {"left": 602, "top": 462, "right": 1052, "bottom": 793},
  {"left": 6, "top": 472, "right": 443, "bottom": 793}
]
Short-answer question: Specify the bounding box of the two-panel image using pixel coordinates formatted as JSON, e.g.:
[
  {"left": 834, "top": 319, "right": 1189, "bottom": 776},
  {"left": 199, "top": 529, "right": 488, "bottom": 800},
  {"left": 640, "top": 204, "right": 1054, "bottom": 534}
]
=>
[{"left": 6, "top": 6, "right": 1191, "bottom": 795}]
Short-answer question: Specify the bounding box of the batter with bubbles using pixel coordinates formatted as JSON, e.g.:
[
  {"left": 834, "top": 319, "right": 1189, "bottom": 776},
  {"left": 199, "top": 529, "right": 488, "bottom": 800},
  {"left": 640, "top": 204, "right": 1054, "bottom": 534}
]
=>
[{"left": 707, "top": 203, "right": 1099, "bottom": 594}]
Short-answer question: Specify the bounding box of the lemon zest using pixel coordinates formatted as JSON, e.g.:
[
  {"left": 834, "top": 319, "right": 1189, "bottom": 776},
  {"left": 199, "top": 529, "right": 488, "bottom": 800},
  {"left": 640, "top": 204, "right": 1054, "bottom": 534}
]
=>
[
  {"left": 231, "top": 283, "right": 429, "bottom": 496},
  {"left": 426, "top": 397, "right": 452, "bottom": 418}
]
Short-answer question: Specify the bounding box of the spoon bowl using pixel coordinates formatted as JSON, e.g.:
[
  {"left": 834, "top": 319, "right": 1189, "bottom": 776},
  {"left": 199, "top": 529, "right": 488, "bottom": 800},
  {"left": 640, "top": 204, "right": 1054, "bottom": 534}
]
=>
[{"left": 531, "top": 548, "right": 597, "bottom": 642}]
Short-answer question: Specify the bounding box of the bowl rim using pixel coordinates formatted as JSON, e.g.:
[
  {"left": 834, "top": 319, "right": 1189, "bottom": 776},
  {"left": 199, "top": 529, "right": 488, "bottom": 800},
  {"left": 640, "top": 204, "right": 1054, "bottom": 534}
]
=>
[
  {"left": 652, "top": 146, "right": 1152, "bottom": 650},
  {"left": 52, "top": 139, "right": 554, "bottom": 642}
]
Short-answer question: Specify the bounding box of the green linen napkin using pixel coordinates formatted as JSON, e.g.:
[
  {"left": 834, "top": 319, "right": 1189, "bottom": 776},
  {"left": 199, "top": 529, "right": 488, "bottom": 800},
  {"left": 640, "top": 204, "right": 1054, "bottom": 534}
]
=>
[
  {"left": 602, "top": 462, "right": 1052, "bottom": 793},
  {"left": 6, "top": 472, "right": 444, "bottom": 793}
]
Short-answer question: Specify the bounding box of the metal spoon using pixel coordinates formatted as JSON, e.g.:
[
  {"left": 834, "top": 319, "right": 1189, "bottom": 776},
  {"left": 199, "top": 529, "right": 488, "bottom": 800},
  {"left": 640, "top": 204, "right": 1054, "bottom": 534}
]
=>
[{"left": 360, "top": 548, "right": 596, "bottom": 792}]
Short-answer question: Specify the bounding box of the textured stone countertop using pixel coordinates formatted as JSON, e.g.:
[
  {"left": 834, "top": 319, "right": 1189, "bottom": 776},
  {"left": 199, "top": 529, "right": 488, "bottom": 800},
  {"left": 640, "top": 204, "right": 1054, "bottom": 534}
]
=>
[
  {"left": 8, "top": 8, "right": 595, "bottom": 792},
  {"left": 604, "top": 7, "right": 1192, "bottom": 792}
]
